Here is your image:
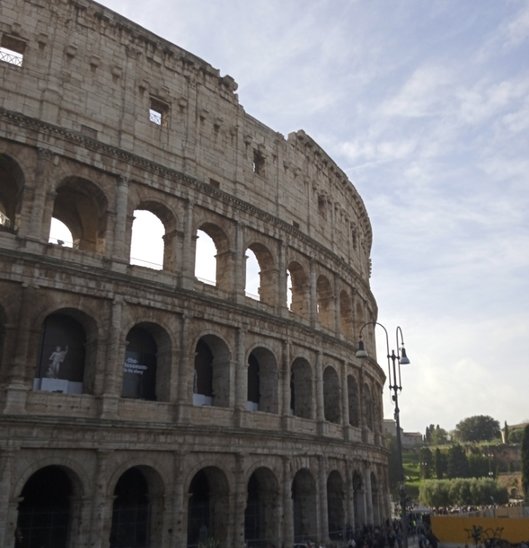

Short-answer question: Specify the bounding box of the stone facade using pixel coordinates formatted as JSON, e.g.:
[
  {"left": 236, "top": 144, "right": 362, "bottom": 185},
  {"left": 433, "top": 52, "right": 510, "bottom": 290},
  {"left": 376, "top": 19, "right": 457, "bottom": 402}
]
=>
[{"left": 0, "top": 1, "right": 388, "bottom": 546}]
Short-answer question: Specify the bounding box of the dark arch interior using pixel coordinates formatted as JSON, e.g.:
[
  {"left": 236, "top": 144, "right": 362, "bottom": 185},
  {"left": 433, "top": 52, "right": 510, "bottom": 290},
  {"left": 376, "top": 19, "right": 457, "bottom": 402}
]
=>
[
  {"left": 16, "top": 466, "right": 72, "bottom": 548},
  {"left": 110, "top": 467, "right": 150, "bottom": 548}
]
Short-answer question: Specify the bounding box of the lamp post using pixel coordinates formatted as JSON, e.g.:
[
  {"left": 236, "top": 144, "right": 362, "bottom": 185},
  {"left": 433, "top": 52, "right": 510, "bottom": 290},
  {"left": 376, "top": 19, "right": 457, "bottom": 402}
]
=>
[{"left": 356, "top": 322, "right": 410, "bottom": 548}]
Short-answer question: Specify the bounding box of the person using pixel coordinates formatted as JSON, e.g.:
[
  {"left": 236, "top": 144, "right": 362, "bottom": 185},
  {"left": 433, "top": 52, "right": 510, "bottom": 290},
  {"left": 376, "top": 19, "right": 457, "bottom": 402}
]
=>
[{"left": 47, "top": 345, "right": 68, "bottom": 378}]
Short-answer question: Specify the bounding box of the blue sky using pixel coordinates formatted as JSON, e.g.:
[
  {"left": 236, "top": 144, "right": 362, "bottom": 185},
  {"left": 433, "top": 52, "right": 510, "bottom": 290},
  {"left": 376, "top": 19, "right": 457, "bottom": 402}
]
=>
[{"left": 97, "top": 0, "right": 529, "bottom": 434}]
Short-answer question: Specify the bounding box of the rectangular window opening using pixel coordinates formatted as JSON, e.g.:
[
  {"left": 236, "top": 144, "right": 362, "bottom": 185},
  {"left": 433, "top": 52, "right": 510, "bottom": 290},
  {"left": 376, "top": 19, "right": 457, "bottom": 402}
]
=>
[
  {"left": 252, "top": 149, "right": 265, "bottom": 175},
  {"left": 149, "top": 97, "right": 169, "bottom": 127},
  {"left": 0, "top": 35, "right": 26, "bottom": 67}
]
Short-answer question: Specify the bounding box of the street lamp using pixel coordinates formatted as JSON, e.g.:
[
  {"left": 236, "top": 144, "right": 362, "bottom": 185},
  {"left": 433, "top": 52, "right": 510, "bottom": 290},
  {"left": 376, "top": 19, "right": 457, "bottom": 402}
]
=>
[{"left": 356, "top": 322, "right": 411, "bottom": 548}]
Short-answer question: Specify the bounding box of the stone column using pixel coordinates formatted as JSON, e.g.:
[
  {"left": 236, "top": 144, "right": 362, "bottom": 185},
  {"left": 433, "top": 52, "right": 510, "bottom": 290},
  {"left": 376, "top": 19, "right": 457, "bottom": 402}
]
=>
[
  {"left": 341, "top": 360, "right": 350, "bottom": 436},
  {"left": 309, "top": 260, "right": 317, "bottom": 327},
  {"left": 176, "top": 313, "right": 191, "bottom": 423},
  {"left": 281, "top": 339, "right": 291, "bottom": 425},
  {"left": 3, "top": 284, "right": 36, "bottom": 413},
  {"left": 345, "top": 465, "right": 355, "bottom": 535},
  {"left": 27, "top": 148, "right": 53, "bottom": 241},
  {"left": 278, "top": 241, "right": 288, "bottom": 317},
  {"left": 318, "top": 455, "right": 329, "bottom": 544},
  {"left": 233, "top": 222, "right": 245, "bottom": 304},
  {"left": 232, "top": 453, "right": 247, "bottom": 548},
  {"left": 281, "top": 455, "right": 293, "bottom": 546},
  {"left": 172, "top": 451, "right": 188, "bottom": 548},
  {"left": 111, "top": 176, "right": 129, "bottom": 262},
  {"left": 234, "top": 325, "right": 247, "bottom": 427},
  {"left": 315, "top": 351, "right": 324, "bottom": 430},
  {"left": 181, "top": 199, "right": 195, "bottom": 290},
  {"left": 364, "top": 466, "right": 373, "bottom": 525},
  {"left": 0, "top": 446, "right": 16, "bottom": 547},
  {"left": 88, "top": 450, "right": 114, "bottom": 548},
  {"left": 100, "top": 297, "right": 124, "bottom": 418}
]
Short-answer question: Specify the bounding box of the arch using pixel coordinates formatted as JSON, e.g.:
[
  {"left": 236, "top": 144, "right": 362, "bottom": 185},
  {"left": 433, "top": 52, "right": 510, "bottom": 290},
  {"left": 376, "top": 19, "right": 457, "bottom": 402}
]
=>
[
  {"left": 130, "top": 210, "right": 165, "bottom": 269},
  {"left": 193, "top": 335, "right": 231, "bottom": 407},
  {"left": 245, "top": 242, "right": 276, "bottom": 305},
  {"left": 123, "top": 322, "right": 172, "bottom": 402},
  {"left": 327, "top": 470, "right": 345, "bottom": 541},
  {"left": 370, "top": 471, "right": 380, "bottom": 525},
  {"left": 363, "top": 383, "right": 373, "bottom": 430},
  {"left": 0, "top": 152, "right": 25, "bottom": 233},
  {"left": 290, "top": 357, "right": 313, "bottom": 419},
  {"left": 323, "top": 366, "right": 341, "bottom": 423},
  {"left": 352, "top": 471, "right": 364, "bottom": 528},
  {"left": 34, "top": 309, "right": 97, "bottom": 395},
  {"left": 286, "top": 261, "right": 309, "bottom": 318},
  {"left": 347, "top": 375, "right": 359, "bottom": 427},
  {"left": 15, "top": 465, "right": 80, "bottom": 548},
  {"left": 50, "top": 177, "right": 108, "bottom": 252},
  {"left": 187, "top": 467, "right": 229, "bottom": 547},
  {"left": 246, "top": 346, "right": 278, "bottom": 413},
  {"left": 339, "top": 289, "right": 353, "bottom": 338},
  {"left": 316, "top": 274, "right": 334, "bottom": 329},
  {"left": 244, "top": 467, "right": 279, "bottom": 547},
  {"left": 110, "top": 465, "right": 164, "bottom": 548},
  {"left": 292, "top": 469, "right": 317, "bottom": 543},
  {"left": 195, "top": 223, "right": 230, "bottom": 290}
]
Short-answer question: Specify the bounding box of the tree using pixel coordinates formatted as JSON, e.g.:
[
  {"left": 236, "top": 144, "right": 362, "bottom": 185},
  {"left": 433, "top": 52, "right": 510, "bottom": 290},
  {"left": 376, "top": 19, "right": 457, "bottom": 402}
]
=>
[
  {"left": 419, "top": 447, "right": 433, "bottom": 479},
  {"left": 425, "top": 424, "right": 448, "bottom": 445},
  {"left": 447, "top": 444, "right": 469, "bottom": 478},
  {"left": 522, "top": 425, "right": 529, "bottom": 501},
  {"left": 454, "top": 415, "right": 501, "bottom": 442},
  {"left": 434, "top": 447, "right": 447, "bottom": 479}
]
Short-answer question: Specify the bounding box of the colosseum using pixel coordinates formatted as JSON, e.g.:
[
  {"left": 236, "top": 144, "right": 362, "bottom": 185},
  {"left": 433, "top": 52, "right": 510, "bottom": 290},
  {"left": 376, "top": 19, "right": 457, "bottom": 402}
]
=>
[{"left": 0, "top": 0, "right": 389, "bottom": 546}]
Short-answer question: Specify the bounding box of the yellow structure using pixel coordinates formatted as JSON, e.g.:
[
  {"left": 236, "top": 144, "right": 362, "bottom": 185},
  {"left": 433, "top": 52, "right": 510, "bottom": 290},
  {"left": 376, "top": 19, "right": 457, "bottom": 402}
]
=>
[{"left": 431, "top": 515, "right": 529, "bottom": 545}]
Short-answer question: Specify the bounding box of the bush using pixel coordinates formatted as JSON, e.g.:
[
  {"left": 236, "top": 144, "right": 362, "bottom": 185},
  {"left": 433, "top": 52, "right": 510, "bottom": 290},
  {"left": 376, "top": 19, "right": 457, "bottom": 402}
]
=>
[{"left": 419, "top": 478, "right": 508, "bottom": 507}]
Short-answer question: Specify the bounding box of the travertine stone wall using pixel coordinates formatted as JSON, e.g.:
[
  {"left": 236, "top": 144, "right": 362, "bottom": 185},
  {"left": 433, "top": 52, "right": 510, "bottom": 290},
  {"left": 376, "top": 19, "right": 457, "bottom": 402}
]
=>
[{"left": 0, "top": 1, "right": 388, "bottom": 547}]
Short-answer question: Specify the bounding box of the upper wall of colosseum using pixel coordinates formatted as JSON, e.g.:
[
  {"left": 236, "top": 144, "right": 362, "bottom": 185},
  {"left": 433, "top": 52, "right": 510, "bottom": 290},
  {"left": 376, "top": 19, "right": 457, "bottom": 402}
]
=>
[{"left": 0, "top": 0, "right": 373, "bottom": 270}]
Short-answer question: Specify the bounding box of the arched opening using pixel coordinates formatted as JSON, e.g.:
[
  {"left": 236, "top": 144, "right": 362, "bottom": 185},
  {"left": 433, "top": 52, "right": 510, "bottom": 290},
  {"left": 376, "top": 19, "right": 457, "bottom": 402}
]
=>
[
  {"left": 244, "top": 467, "right": 279, "bottom": 547},
  {"left": 49, "top": 218, "right": 74, "bottom": 247},
  {"left": 339, "top": 290, "right": 353, "bottom": 338},
  {"left": 110, "top": 468, "right": 151, "bottom": 548},
  {"left": 352, "top": 471, "right": 364, "bottom": 528},
  {"left": 286, "top": 261, "right": 308, "bottom": 318},
  {"left": 34, "top": 311, "right": 90, "bottom": 395},
  {"left": 130, "top": 210, "right": 164, "bottom": 270},
  {"left": 327, "top": 471, "right": 345, "bottom": 541},
  {"left": 195, "top": 223, "right": 231, "bottom": 290},
  {"left": 187, "top": 467, "right": 229, "bottom": 547},
  {"left": 50, "top": 177, "right": 108, "bottom": 252},
  {"left": 244, "top": 248, "right": 260, "bottom": 300},
  {"left": 323, "top": 366, "right": 341, "bottom": 423},
  {"left": 316, "top": 275, "right": 334, "bottom": 329},
  {"left": 347, "top": 375, "right": 359, "bottom": 427},
  {"left": 193, "top": 335, "right": 231, "bottom": 407},
  {"left": 292, "top": 469, "right": 317, "bottom": 544},
  {"left": 122, "top": 325, "right": 160, "bottom": 401},
  {"left": 246, "top": 347, "right": 278, "bottom": 413},
  {"left": 290, "top": 358, "right": 313, "bottom": 419},
  {"left": 245, "top": 243, "right": 276, "bottom": 305},
  {"left": 0, "top": 153, "right": 24, "bottom": 233},
  {"left": 16, "top": 466, "right": 74, "bottom": 548},
  {"left": 363, "top": 383, "right": 373, "bottom": 430},
  {"left": 195, "top": 228, "right": 216, "bottom": 285}
]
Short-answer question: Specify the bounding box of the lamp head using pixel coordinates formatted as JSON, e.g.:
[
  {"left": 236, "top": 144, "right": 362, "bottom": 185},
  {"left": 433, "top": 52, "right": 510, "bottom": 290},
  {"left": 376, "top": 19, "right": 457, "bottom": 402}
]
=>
[
  {"left": 399, "top": 346, "right": 410, "bottom": 365},
  {"left": 355, "top": 339, "right": 368, "bottom": 359}
]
